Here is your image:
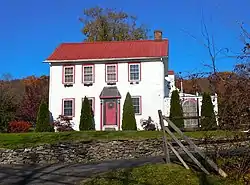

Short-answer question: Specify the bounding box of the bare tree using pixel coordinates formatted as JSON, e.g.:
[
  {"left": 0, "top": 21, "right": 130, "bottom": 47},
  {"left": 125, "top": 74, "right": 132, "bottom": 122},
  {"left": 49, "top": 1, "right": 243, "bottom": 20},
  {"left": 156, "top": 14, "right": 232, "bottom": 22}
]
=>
[
  {"left": 181, "top": 17, "right": 250, "bottom": 183},
  {"left": 239, "top": 22, "right": 250, "bottom": 59}
]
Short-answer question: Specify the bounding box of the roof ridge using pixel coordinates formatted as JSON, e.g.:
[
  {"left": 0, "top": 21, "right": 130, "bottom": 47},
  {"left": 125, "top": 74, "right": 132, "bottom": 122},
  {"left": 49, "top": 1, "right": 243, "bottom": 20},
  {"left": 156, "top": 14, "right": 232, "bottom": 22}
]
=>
[
  {"left": 61, "top": 39, "right": 168, "bottom": 45},
  {"left": 46, "top": 39, "right": 169, "bottom": 61}
]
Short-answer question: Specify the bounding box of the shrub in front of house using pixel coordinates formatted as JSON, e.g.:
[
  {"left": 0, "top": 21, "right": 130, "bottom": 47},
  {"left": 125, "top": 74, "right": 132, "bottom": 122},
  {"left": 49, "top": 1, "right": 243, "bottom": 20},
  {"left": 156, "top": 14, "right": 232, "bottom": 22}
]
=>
[
  {"left": 169, "top": 90, "right": 184, "bottom": 130},
  {"left": 53, "top": 115, "right": 74, "bottom": 132},
  {"left": 7, "top": 121, "right": 31, "bottom": 133},
  {"left": 35, "top": 101, "right": 54, "bottom": 132},
  {"left": 79, "top": 96, "right": 95, "bottom": 130},
  {"left": 141, "top": 116, "right": 156, "bottom": 131},
  {"left": 122, "top": 92, "right": 137, "bottom": 130},
  {"left": 201, "top": 92, "right": 217, "bottom": 130}
]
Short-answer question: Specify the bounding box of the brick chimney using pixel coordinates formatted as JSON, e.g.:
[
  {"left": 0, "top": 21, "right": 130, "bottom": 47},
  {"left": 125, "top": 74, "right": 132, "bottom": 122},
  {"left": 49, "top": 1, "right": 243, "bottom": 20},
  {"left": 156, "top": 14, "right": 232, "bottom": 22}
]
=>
[{"left": 154, "top": 30, "right": 162, "bottom": 41}]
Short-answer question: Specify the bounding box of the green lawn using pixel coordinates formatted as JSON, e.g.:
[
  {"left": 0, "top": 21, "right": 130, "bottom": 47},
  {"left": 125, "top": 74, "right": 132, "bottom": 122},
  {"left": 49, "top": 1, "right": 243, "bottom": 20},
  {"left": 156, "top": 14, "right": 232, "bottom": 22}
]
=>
[
  {"left": 0, "top": 130, "right": 242, "bottom": 149},
  {"left": 82, "top": 164, "right": 242, "bottom": 185}
]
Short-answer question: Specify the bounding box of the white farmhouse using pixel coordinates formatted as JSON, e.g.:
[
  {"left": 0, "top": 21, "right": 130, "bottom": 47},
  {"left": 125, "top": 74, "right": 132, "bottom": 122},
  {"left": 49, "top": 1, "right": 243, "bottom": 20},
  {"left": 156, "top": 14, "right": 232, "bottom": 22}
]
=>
[
  {"left": 45, "top": 30, "right": 218, "bottom": 131},
  {"left": 45, "top": 30, "right": 169, "bottom": 131}
]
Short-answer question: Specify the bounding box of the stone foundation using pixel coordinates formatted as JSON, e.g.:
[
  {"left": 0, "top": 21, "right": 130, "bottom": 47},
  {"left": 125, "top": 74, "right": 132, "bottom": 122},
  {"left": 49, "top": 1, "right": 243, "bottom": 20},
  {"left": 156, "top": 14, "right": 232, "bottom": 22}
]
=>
[{"left": 0, "top": 138, "right": 249, "bottom": 165}]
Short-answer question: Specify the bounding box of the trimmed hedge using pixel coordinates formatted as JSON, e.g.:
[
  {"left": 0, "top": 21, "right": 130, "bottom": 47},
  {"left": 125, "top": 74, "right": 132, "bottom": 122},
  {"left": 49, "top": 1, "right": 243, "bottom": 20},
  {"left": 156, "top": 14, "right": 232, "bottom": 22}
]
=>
[
  {"left": 201, "top": 92, "right": 217, "bottom": 130},
  {"left": 35, "top": 101, "right": 54, "bottom": 132},
  {"left": 79, "top": 96, "right": 95, "bottom": 130},
  {"left": 122, "top": 92, "right": 137, "bottom": 130},
  {"left": 169, "top": 90, "right": 184, "bottom": 129}
]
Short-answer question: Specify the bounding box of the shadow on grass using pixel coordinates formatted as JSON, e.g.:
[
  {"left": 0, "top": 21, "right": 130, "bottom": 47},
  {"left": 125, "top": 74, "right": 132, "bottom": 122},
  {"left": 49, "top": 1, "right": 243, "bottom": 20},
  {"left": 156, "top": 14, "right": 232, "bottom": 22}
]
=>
[
  {"left": 84, "top": 167, "right": 156, "bottom": 185},
  {"left": 198, "top": 173, "right": 213, "bottom": 185}
]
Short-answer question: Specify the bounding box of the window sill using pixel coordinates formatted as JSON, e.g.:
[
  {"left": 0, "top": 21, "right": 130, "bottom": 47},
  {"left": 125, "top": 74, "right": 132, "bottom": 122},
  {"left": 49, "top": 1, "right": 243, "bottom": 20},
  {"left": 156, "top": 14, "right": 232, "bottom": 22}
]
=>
[
  {"left": 83, "top": 82, "right": 93, "bottom": 86},
  {"left": 62, "top": 116, "right": 74, "bottom": 120},
  {"left": 135, "top": 113, "right": 142, "bottom": 116},
  {"left": 64, "top": 83, "right": 74, "bottom": 87},
  {"left": 107, "top": 82, "right": 117, "bottom": 85},
  {"left": 129, "top": 81, "right": 140, "bottom": 85}
]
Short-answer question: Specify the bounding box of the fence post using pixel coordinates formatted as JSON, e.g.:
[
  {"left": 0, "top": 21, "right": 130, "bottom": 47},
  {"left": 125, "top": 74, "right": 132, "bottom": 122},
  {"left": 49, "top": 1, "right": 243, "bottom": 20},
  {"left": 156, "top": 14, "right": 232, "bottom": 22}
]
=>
[
  {"left": 167, "top": 142, "right": 190, "bottom": 169},
  {"left": 164, "top": 125, "right": 210, "bottom": 175},
  {"left": 164, "top": 116, "right": 227, "bottom": 178},
  {"left": 158, "top": 110, "right": 170, "bottom": 163}
]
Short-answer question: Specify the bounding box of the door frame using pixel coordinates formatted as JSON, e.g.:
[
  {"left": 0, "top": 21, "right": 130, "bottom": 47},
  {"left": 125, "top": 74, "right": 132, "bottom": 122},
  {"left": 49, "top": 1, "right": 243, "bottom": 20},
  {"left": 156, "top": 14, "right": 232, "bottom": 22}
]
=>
[{"left": 100, "top": 98, "right": 120, "bottom": 130}]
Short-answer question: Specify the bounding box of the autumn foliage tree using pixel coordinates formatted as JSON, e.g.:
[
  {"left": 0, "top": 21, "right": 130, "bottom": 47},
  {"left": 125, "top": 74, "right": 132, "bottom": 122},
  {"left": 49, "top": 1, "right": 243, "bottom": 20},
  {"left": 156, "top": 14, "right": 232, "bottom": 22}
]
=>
[
  {"left": 0, "top": 74, "right": 18, "bottom": 132},
  {"left": 79, "top": 6, "right": 148, "bottom": 41},
  {"left": 214, "top": 24, "right": 250, "bottom": 130},
  {"left": 218, "top": 64, "right": 250, "bottom": 130},
  {"left": 18, "top": 76, "right": 49, "bottom": 124}
]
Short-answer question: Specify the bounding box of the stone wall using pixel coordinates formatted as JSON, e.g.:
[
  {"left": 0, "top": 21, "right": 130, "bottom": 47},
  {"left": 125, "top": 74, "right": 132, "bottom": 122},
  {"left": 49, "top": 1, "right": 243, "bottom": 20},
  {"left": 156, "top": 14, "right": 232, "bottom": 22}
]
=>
[{"left": 0, "top": 138, "right": 249, "bottom": 165}]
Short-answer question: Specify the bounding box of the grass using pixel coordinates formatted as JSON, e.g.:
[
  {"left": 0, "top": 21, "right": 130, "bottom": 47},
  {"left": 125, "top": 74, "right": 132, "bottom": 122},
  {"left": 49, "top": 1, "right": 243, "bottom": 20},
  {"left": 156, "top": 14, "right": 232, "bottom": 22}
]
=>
[
  {"left": 0, "top": 130, "right": 242, "bottom": 149},
  {"left": 82, "top": 164, "right": 242, "bottom": 185}
]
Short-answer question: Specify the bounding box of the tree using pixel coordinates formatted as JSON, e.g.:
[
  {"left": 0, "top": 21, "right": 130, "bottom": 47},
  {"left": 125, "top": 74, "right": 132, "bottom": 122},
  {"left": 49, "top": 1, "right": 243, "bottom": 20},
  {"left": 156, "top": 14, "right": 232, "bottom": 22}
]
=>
[
  {"left": 122, "top": 92, "right": 137, "bottom": 130},
  {"left": 169, "top": 90, "right": 184, "bottom": 129},
  {"left": 18, "top": 76, "right": 49, "bottom": 124},
  {"left": 200, "top": 92, "right": 217, "bottom": 130},
  {"left": 79, "top": 96, "right": 94, "bottom": 130},
  {"left": 35, "top": 101, "right": 54, "bottom": 132},
  {"left": 79, "top": 6, "right": 148, "bottom": 41},
  {"left": 239, "top": 22, "right": 250, "bottom": 59},
  {"left": 0, "top": 74, "right": 18, "bottom": 132}
]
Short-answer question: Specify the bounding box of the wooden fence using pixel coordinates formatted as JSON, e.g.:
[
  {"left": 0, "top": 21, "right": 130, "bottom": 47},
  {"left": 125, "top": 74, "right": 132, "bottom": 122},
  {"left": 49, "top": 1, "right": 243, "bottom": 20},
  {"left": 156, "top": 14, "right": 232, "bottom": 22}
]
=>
[{"left": 158, "top": 110, "right": 227, "bottom": 178}]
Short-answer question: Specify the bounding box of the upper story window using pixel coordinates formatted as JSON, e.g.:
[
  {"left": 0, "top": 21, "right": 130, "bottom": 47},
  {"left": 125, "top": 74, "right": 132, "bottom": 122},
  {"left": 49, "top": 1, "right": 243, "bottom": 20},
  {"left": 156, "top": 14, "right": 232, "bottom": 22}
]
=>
[
  {"left": 106, "top": 64, "right": 118, "bottom": 82},
  {"left": 131, "top": 96, "right": 142, "bottom": 115},
  {"left": 128, "top": 63, "right": 141, "bottom": 82},
  {"left": 63, "top": 66, "right": 75, "bottom": 84},
  {"left": 62, "top": 98, "right": 75, "bottom": 117},
  {"left": 83, "top": 64, "right": 94, "bottom": 83}
]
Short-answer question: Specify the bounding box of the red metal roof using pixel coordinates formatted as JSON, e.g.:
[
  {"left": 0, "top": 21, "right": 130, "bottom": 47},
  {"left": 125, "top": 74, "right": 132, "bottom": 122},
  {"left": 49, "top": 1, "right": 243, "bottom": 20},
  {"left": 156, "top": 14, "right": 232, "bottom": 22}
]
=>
[
  {"left": 46, "top": 39, "right": 168, "bottom": 61},
  {"left": 168, "top": 70, "right": 174, "bottom": 75}
]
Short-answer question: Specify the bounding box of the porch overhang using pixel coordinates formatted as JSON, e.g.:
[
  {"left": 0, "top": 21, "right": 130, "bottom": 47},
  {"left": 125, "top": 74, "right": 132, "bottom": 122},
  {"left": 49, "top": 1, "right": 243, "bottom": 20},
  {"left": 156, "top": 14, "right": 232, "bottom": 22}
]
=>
[{"left": 100, "top": 86, "right": 121, "bottom": 99}]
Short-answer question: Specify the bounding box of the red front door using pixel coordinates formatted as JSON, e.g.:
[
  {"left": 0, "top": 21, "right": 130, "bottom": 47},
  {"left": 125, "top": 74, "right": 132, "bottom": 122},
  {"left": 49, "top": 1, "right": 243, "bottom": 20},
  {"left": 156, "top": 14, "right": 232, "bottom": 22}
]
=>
[{"left": 105, "top": 100, "right": 117, "bottom": 125}]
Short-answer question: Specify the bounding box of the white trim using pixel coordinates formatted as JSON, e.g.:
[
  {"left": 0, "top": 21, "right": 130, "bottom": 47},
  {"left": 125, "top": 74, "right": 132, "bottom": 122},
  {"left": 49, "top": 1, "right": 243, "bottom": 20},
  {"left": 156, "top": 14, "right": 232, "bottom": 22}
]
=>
[
  {"left": 106, "top": 64, "right": 117, "bottom": 82},
  {"left": 44, "top": 56, "right": 163, "bottom": 63},
  {"left": 62, "top": 98, "right": 75, "bottom": 117},
  {"left": 128, "top": 63, "right": 141, "bottom": 82},
  {"left": 63, "top": 66, "right": 74, "bottom": 84},
  {"left": 131, "top": 96, "right": 141, "bottom": 115},
  {"left": 83, "top": 65, "right": 94, "bottom": 83},
  {"left": 88, "top": 97, "right": 95, "bottom": 111}
]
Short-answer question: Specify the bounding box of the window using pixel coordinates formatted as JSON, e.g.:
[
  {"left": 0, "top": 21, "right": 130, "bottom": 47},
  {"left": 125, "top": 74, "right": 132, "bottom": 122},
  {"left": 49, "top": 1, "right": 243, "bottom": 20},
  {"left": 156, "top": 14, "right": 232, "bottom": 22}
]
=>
[
  {"left": 106, "top": 64, "right": 117, "bottom": 82},
  {"left": 63, "top": 66, "right": 74, "bottom": 84},
  {"left": 83, "top": 65, "right": 94, "bottom": 83},
  {"left": 129, "top": 63, "right": 140, "bottom": 82},
  {"left": 62, "top": 99, "right": 74, "bottom": 117},
  {"left": 88, "top": 97, "right": 95, "bottom": 113},
  {"left": 182, "top": 100, "right": 198, "bottom": 128},
  {"left": 131, "top": 96, "right": 141, "bottom": 114}
]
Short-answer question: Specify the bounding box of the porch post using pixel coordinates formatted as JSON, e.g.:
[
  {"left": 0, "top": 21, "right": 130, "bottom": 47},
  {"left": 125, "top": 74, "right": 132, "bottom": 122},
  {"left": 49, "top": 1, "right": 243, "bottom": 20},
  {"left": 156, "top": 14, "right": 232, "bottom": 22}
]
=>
[
  {"left": 100, "top": 99, "right": 104, "bottom": 131},
  {"left": 117, "top": 99, "right": 120, "bottom": 130}
]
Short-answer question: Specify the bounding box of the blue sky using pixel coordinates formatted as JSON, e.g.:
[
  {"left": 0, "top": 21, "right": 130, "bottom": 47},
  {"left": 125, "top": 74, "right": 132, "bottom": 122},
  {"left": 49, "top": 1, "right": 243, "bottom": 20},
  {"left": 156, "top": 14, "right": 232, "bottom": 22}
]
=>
[{"left": 0, "top": 0, "right": 249, "bottom": 79}]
